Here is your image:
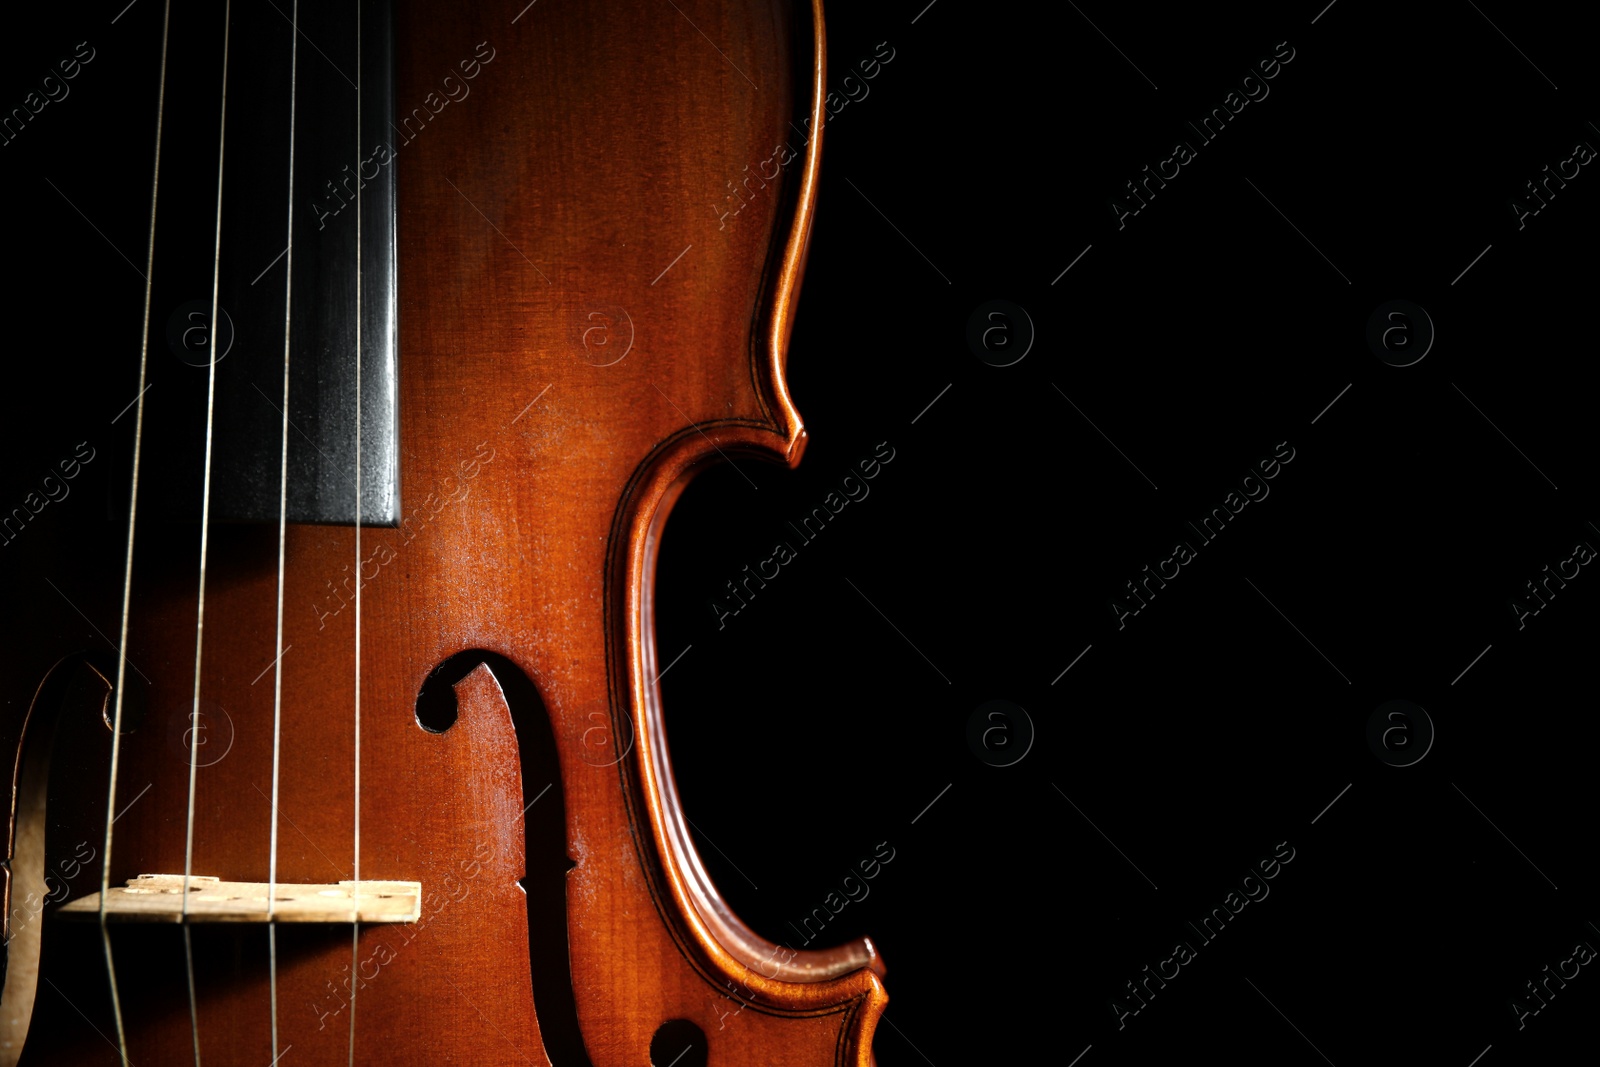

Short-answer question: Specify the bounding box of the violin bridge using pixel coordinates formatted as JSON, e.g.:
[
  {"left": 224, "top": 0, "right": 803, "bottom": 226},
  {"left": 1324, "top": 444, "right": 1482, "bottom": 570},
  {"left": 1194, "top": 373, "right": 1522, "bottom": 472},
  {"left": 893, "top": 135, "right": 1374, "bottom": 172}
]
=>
[{"left": 57, "top": 875, "right": 422, "bottom": 923}]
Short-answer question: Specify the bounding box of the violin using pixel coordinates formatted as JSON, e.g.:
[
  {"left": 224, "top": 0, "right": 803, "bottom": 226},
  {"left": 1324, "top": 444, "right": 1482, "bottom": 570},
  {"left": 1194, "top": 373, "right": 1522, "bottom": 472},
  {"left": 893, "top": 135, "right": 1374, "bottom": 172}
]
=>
[{"left": 0, "top": 0, "right": 886, "bottom": 1062}]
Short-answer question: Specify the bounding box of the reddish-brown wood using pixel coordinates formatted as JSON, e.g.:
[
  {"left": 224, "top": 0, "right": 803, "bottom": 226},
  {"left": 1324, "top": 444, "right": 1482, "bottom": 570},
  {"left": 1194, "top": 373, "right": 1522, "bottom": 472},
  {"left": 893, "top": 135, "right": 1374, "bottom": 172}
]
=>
[{"left": 2, "top": 1, "right": 886, "bottom": 1063}]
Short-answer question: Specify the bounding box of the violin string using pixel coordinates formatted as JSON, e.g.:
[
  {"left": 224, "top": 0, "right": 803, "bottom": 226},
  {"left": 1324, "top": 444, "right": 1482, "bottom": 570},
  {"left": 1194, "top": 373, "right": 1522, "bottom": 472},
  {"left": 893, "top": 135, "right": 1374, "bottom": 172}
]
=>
[
  {"left": 181, "top": 2, "right": 235, "bottom": 1063},
  {"left": 99, "top": 1, "right": 175, "bottom": 1062},
  {"left": 349, "top": 1, "right": 364, "bottom": 1061},
  {"left": 266, "top": 1, "right": 302, "bottom": 1061}
]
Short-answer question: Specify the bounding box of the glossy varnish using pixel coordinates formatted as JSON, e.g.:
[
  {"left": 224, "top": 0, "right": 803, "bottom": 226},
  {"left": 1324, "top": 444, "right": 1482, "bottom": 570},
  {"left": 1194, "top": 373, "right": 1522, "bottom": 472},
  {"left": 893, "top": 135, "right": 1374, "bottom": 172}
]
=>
[{"left": 4, "top": 0, "right": 886, "bottom": 1063}]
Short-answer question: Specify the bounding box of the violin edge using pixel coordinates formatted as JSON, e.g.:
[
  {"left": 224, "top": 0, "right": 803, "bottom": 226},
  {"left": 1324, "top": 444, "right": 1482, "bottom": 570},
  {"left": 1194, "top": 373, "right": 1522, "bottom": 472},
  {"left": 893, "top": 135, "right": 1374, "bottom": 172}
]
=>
[
  {"left": 754, "top": 0, "right": 828, "bottom": 470},
  {"left": 614, "top": 0, "right": 889, "bottom": 1060}
]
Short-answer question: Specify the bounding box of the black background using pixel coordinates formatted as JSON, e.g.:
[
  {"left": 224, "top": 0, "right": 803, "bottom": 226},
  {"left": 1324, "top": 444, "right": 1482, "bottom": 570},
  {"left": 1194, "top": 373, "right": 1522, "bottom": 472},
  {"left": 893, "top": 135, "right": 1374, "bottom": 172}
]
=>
[
  {"left": 661, "top": 2, "right": 1599, "bottom": 1065},
  {"left": 3, "top": 2, "right": 1597, "bottom": 1065}
]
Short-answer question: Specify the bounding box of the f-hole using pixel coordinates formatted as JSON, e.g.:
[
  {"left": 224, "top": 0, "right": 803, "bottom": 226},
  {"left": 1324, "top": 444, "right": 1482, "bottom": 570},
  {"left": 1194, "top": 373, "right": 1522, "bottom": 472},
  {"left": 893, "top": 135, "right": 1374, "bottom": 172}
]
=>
[{"left": 415, "top": 651, "right": 595, "bottom": 1067}]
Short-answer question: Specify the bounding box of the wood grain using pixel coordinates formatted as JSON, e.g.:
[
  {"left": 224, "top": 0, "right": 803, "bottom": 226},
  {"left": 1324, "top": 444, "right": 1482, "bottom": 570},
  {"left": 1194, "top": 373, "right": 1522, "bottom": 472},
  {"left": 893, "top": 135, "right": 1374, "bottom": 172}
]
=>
[{"left": 3, "top": 1, "right": 886, "bottom": 1064}]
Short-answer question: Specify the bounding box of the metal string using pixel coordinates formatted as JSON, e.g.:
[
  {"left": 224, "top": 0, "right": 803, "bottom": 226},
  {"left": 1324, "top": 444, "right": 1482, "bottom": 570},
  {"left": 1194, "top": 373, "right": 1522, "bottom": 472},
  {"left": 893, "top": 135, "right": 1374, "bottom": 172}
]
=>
[
  {"left": 99, "top": 1, "right": 175, "bottom": 1062},
  {"left": 181, "top": 2, "right": 234, "bottom": 1062},
  {"left": 348, "top": 1, "right": 365, "bottom": 1061},
  {"left": 266, "top": 1, "right": 303, "bottom": 1061}
]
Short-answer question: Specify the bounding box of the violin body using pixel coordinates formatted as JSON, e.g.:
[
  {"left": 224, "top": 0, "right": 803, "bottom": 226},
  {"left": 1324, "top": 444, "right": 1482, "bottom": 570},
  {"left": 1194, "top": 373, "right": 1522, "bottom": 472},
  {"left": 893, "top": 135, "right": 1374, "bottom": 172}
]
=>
[{"left": 1, "top": 1, "right": 884, "bottom": 1063}]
